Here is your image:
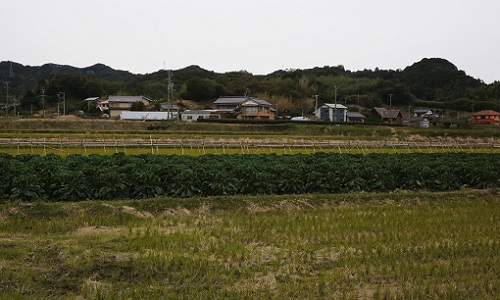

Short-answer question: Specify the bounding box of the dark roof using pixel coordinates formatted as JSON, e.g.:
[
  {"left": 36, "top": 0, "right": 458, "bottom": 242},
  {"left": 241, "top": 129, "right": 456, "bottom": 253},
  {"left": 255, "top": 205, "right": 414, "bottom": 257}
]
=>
[
  {"left": 373, "top": 107, "right": 402, "bottom": 119},
  {"left": 346, "top": 112, "right": 366, "bottom": 118},
  {"left": 181, "top": 110, "right": 214, "bottom": 114},
  {"left": 214, "top": 96, "right": 272, "bottom": 106},
  {"left": 108, "top": 95, "right": 152, "bottom": 103}
]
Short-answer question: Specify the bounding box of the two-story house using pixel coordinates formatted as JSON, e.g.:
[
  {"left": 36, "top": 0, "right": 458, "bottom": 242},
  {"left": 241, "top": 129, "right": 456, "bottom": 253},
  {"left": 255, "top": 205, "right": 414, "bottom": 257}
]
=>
[{"left": 108, "top": 95, "right": 152, "bottom": 118}]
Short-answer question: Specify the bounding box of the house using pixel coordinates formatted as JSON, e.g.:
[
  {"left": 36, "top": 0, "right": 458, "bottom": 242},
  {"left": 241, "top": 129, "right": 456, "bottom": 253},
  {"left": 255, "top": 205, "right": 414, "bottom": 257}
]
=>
[
  {"left": 214, "top": 96, "right": 273, "bottom": 110},
  {"left": 315, "top": 103, "right": 348, "bottom": 122},
  {"left": 234, "top": 99, "right": 276, "bottom": 120},
  {"left": 372, "top": 107, "right": 403, "bottom": 124},
  {"left": 108, "top": 95, "right": 152, "bottom": 117},
  {"left": 471, "top": 110, "right": 499, "bottom": 125},
  {"left": 346, "top": 112, "right": 367, "bottom": 123},
  {"left": 181, "top": 110, "right": 219, "bottom": 122}
]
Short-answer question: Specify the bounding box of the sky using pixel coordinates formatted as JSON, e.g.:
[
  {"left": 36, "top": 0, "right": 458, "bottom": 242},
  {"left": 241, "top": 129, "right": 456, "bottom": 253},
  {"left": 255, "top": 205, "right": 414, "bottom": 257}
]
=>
[{"left": 1, "top": 0, "right": 499, "bottom": 83}]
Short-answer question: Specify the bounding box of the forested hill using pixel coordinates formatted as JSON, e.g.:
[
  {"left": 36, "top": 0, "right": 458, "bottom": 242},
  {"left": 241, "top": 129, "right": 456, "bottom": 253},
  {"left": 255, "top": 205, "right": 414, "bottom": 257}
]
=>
[{"left": 1, "top": 58, "right": 499, "bottom": 116}]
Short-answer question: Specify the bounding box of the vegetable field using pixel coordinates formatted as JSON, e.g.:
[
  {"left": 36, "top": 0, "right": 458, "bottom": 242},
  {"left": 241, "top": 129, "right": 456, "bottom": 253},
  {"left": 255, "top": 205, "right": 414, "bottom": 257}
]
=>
[{"left": 1, "top": 152, "right": 499, "bottom": 201}]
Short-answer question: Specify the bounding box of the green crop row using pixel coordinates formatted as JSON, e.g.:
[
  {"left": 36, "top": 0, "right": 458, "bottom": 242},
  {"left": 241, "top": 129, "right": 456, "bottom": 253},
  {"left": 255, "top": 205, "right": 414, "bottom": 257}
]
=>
[{"left": 1, "top": 152, "right": 499, "bottom": 201}]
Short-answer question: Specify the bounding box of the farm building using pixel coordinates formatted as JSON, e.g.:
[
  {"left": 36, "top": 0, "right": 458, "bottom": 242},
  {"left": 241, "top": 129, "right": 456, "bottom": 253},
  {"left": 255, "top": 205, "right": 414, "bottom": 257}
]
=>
[
  {"left": 108, "top": 95, "right": 153, "bottom": 118},
  {"left": 346, "top": 112, "right": 367, "bottom": 123},
  {"left": 372, "top": 107, "right": 403, "bottom": 124},
  {"left": 160, "top": 103, "right": 181, "bottom": 113},
  {"left": 120, "top": 111, "right": 176, "bottom": 121},
  {"left": 181, "top": 110, "right": 220, "bottom": 122},
  {"left": 315, "top": 103, "right": 348, "bottom": 122},
  {"left": 471, "top": 110, "right": 499, "bottom": 125}
]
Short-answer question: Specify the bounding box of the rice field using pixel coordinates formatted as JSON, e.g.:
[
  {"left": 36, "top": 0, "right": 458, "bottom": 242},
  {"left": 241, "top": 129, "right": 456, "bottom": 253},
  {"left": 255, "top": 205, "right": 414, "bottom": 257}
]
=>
[{"left": 1, "top": 190, "right": 499, "bottom": 299}]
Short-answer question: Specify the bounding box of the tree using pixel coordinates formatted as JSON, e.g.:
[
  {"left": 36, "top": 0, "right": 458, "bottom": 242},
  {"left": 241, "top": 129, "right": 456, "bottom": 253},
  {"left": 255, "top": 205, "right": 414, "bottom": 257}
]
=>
[
  {"left": 180, "top": 77, "right": 224, "bottom": 101},
  {"left": 130, "top": 101, "right": 146, "bottom": 111}
]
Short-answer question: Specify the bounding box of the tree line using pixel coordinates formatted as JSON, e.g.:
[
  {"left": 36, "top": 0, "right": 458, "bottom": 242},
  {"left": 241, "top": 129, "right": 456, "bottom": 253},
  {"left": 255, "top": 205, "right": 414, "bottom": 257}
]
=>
[{"left": 1, "top": 58, "right": 499, "bottom": 117}]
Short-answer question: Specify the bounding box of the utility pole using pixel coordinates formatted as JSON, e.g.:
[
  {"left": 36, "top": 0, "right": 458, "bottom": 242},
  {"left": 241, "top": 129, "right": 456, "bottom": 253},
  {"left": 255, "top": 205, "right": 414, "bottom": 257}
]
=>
[
  {"left": 166, "top": 70, "right": 174, "bottom": 121},
  {"left": 314, "top": 94, "right": 318, "bottom": 117},
  {"left": 334, "top": 86, "right": 338, "bottom": 122},
  {"left": 40, "top": 89, "right": 46, "bottom": 118},
  {"left": 58, "top": 92, "right": 66, "bottom": 116},
  {"left": 4, "top": 81, "right": 9, "bottom": 117},
  {"left": 389, "top": 94, "right": 393, "bottom": 111}
]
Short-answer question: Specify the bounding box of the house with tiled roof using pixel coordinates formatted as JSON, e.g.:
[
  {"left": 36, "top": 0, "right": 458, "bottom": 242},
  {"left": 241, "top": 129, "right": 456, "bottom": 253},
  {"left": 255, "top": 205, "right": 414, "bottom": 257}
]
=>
[
  {"left": 214, "top": 96, "right": 272, "bottom": 110},
  {"left": 108, "top": 95, "right": 152, "bottom": 117},
  {"left": 471, "top": 110, "right": 499, "bottom": 125},
  {"left": 372, "top": 107, "right": 403, "bottom": 124},
  {"left": 234, "top": 99, "right": 276, "bottom": 120}
]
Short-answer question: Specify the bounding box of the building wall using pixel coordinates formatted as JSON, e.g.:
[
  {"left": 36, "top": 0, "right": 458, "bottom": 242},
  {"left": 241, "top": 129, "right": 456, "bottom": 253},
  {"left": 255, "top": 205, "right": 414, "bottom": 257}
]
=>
[
  {"left": 181, "top": 113, "right": 212, "bottom": 122},
  {"left": 473, "top": 114, "right": 499, "bottom": 125},
  {"left": 237, "top": 105, "right": 276, "bottom": 120}
]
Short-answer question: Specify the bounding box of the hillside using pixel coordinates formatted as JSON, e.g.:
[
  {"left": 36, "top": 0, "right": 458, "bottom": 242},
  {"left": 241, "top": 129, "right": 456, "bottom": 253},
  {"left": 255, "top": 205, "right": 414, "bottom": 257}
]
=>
[{"left": 1, "top": 58, "right": 499, "bottom": 116}]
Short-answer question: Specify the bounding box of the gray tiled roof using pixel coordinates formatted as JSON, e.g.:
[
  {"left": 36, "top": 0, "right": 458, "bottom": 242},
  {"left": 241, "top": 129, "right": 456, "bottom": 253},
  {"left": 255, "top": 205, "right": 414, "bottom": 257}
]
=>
[
  {"left": 214, "top": 96, "right": 272, "bottom": 106},
  {"left": 108, "top": 95, "right": 152, "bottom": 103},
  {"left": 373, "top": 107, "right": 401, "bottom": 119},
  {"left": 346, "top": 112, "right": 366, "bottom": 118}
]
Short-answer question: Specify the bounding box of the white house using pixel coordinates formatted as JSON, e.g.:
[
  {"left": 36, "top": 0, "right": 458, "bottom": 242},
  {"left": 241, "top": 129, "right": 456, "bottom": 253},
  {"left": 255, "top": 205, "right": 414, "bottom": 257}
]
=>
[{"left": 315, "top": 103, "right": 348, "bottom": 122}]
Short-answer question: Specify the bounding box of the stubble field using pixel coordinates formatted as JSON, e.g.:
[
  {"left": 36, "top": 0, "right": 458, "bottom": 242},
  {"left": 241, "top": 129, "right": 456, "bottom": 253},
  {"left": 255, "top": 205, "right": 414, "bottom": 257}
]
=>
[{"left": 1, "top": 190, "right": 499, "bottom": 299}]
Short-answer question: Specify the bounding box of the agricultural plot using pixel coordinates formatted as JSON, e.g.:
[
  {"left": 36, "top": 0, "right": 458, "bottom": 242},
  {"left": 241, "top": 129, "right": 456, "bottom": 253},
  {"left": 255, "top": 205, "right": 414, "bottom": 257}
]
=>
[
  {"left": 0, "top": 190, "right": 499, "bottom": 299},
  {"left": 0, "top": 138, "right": 499, "bottom": 156},
  {"left": 1, "top": 152, "right": 499, "bottom": 201}
]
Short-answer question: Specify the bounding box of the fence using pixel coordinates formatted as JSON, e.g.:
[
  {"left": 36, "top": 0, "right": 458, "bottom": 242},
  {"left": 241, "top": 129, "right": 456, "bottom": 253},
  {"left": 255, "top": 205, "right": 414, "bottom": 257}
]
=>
[{"left": 0, "top": 137, "right": 499, "bottom": 156}]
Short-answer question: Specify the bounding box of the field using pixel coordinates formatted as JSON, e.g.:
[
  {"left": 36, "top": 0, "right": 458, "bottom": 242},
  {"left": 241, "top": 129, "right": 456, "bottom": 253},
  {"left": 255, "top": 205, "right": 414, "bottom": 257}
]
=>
[
  {"left": 1, "top": 118, "right": 500, "bottom": 299},
  {"left": 1, "top": 190, "right": 499, "bottom": 299},
  {"left": 0, "top": 118, "right": 499, "bottom": 157}
]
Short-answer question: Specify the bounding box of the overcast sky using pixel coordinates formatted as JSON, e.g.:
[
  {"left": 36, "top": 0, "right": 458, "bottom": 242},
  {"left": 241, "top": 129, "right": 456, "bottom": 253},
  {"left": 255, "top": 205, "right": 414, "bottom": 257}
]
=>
[{"left": 1, "top": 0, "right": 499, "bottom": 83}]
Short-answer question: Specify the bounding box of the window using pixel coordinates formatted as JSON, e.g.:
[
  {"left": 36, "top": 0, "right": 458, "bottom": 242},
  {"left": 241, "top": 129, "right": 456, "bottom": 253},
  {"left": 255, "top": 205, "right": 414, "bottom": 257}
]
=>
[{"left": 245, "top": 107, "right": 258, "bottom": 114}]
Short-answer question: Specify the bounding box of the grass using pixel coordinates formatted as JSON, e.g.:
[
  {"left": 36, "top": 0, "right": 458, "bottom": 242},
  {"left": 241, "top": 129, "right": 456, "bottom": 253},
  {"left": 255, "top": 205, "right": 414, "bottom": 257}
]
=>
[{"left": 1, "top": 189, "right": 499, "bottom": 299}]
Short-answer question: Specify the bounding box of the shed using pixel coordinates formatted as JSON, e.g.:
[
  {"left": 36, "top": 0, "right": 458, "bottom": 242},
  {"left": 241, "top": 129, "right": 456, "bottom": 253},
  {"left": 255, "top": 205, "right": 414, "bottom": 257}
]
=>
[
  {"left": 120, "top": 111, "right": 175, "bottom": 121},
  {"left": 346, "top": 112, "right": 367, "bottom": 123}
]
